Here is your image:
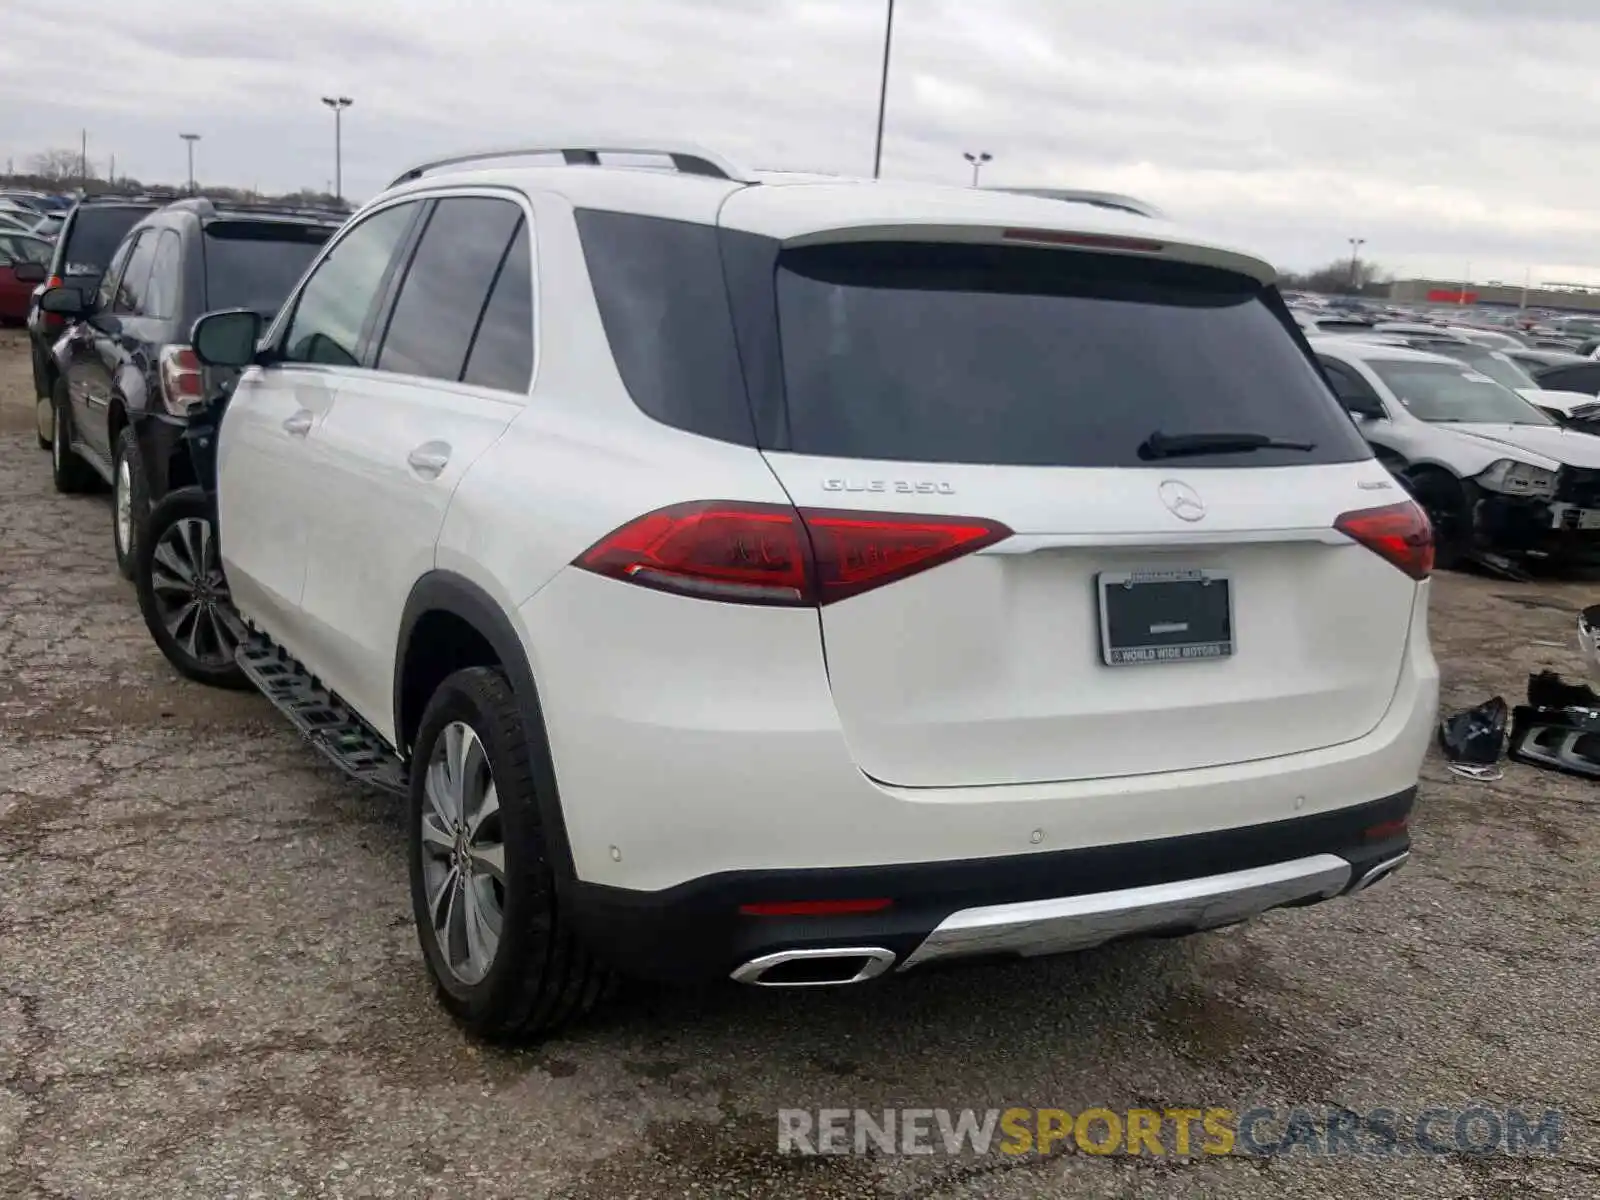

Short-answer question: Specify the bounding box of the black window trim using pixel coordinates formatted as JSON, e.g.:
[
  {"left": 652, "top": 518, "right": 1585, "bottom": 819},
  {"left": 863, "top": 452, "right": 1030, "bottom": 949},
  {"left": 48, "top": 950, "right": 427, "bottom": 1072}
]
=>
[
  {"left": 363, "top": 186, "right": 539, "bottom": 393},
  {"left": 94, "top": 232, "right": 140, "bottom": 316},
  {"left": 1318, "top": 357, "right": 1389, "bottom": 418}
]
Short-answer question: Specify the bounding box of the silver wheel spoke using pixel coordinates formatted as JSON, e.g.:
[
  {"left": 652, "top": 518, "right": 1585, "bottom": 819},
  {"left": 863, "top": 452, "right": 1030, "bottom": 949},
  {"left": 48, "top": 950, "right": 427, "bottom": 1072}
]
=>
[
  {"left": 153, "top": 539, "right": 196, "bottom": 585},
  {"left": 164, "top": 598, "right": 200, "bottom": 640},
  {"left": 428, "top": 865, "right": 459, "bottom": 932},
  {"left": 467, "top": 781, "right": 499, "bottom": 838},
  {"left": 420, "top": 812, "right": 454, "bottom": 854},
  {"left": 462, "top": 887, "right": 495, "bottom": 976},
  {"left": 425, "top": 760, "right": 459, "bottom": 828},
  {"left": 467, "top": 841, "right": 505, "bottom": 885}
]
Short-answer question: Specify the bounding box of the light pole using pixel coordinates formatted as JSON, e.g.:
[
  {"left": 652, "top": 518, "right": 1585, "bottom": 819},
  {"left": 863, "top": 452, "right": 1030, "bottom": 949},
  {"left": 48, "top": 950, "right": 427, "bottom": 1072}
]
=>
[
  {"left": 1347, "top": 237, "right": 1365, "bottom": 292},
  {"left": 322, "top": 96, "right": 353, "bottom": 202},
  {"left": 872, "top": 0, "right": 895, "bottom": 179},
  {"left": 179, "top": 133, "right": 201, "bottom": 193},
  {"left": 964, "top": 151, "right": 992, "bottom": 186}
]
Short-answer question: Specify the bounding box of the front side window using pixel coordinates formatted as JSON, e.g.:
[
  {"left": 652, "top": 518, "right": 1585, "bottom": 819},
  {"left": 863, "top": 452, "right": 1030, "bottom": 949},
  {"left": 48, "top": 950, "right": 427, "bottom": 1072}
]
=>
[
  {"left": 113, "top": 230, "right": 159, "bottom": 315},
  {"left": 95, "top": 237, "right": 136, "bottom": 311},
  {"left": 282, "top": 203, "right": 417, "bottom": 367},
  {"left": 375, "top": 197, "right": 526, "bottom": 384}
]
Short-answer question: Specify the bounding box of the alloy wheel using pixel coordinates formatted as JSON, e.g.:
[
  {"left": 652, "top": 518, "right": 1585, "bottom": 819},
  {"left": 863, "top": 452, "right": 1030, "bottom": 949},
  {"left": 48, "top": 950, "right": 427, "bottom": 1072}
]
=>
[
  {"left": 148, "top": 516, "right": 243, "bottom": 668},
  {"left": 419, "top": 721, "right": 506, "bottom": 986}
]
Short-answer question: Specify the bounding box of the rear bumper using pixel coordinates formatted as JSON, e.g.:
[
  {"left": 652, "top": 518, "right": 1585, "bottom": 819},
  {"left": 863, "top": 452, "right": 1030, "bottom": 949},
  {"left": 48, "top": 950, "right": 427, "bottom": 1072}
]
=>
[{"left": 566, "top": 789, "right": 1415, "bottom": 984}]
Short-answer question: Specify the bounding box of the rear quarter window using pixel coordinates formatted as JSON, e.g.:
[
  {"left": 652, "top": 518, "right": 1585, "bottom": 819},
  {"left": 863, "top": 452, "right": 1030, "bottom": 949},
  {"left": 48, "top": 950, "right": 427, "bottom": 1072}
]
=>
[{"left": 773, "top": 242, "right": 1372, "bottom": 468}]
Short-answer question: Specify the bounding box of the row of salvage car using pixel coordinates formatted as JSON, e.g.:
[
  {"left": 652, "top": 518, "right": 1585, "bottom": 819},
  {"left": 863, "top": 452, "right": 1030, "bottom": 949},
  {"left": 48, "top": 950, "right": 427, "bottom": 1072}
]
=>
[{"left": 1310, "top": 330, "right": 1600, "bottom": 573}]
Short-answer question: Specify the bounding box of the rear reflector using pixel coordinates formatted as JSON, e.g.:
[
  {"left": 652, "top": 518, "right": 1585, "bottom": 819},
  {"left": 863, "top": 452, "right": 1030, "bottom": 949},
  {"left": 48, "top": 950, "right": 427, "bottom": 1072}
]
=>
[
  {"left": 1335, "top": 501, "right": 1433, "bottom": 581},
  {"left": 574, "top": 501, "right": 1012, "bottom": 606},
  {"left": 1002, "top": 228, "right": 1167, "bottom": 254},
  {"left": 739, "top": 899, "right": 894, "bottom": 916},
  {"left": 1363, "top": 818, "right": 1409, "bottom": 842}
]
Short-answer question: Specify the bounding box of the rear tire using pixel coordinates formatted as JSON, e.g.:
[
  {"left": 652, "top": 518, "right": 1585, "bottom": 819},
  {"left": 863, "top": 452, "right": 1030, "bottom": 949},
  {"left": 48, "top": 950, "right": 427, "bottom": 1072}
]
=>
[
  {"left": 408, "top": 667, "right": 611, "bottom": 1041},
  {"left": 134, "top": 487, "right": 250, "bottom": 690},
  {"left": 112, "top": 426, "right": 149, "bottom": 580},
  {"left": 50, "top": 381, "right": 97, "bottom": 494},
  {"left": 1405, "top": 467, "right": 1470, "bottom": 570}
]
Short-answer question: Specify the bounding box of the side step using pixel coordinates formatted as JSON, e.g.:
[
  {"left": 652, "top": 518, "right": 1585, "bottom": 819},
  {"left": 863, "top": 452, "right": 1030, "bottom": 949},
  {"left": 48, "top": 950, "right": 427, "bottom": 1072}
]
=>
[{"left": 236, "top": 634, "right": 409, "bottom": 797}]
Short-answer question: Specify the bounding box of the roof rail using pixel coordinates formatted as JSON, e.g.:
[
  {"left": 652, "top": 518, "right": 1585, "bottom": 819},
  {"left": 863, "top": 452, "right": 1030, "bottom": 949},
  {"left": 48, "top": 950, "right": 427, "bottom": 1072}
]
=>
[
  {"left": 986, "top": 187, "right": 1166, "bottom": 220},
  {"left": 388, "top": 141, "right": 757, "bottom": 188}
]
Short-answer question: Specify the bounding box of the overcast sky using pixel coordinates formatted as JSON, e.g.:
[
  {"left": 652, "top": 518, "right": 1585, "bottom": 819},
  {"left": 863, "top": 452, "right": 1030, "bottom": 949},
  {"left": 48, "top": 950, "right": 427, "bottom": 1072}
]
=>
[{"left": 6, "top": 0, "right": 1600, "bottom": 283}]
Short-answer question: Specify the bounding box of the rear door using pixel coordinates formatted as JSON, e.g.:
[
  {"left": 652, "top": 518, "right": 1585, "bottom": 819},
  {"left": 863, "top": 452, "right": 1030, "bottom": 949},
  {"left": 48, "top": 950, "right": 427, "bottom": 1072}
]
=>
[
  {"left": 748, "top": 237, "right": 1417, "bottom": 788},
  {"left": 295, "top": 194, "right": 532, "bottom": 733}
]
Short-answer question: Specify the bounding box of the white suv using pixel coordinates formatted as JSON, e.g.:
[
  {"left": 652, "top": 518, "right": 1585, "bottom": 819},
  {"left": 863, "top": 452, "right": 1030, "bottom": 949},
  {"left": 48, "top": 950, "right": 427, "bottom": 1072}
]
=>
[{"left": 170, "top": 142, "right": 1438, "bottom": 1038}]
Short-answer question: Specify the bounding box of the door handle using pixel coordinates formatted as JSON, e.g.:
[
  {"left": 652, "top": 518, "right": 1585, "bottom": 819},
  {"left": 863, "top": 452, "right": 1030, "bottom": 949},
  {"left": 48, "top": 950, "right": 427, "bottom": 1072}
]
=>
[
  {"left": 282, "top": 410, "right": 313, "bottom": 437},
  {"left": 407, "top": 443, "right": 451, "bottom": 477}
]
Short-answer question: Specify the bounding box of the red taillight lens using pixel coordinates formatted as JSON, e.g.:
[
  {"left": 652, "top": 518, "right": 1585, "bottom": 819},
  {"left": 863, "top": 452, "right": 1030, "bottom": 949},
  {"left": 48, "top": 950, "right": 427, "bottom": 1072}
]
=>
[
  {"left": 43, "top": 275, "right": 64, "bottom": 330},
  {"left": 1335, "top": 501, "right": 1434, "bottom": 581},
  {"left": 158, "top": 344, "right": 205, "bottom": 416},
  {"left": 1363, "top": 818, "right": 1409, "bottom": 842},
  {"left": 574, "top": 501, "right": 1012, "bottom": 606}
]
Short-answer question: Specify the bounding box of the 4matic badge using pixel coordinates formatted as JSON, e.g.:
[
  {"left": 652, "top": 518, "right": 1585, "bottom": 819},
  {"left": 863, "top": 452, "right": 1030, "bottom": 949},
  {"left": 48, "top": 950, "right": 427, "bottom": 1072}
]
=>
[{"left": 821, "top": 478, "right": 956, "bottom": 495}]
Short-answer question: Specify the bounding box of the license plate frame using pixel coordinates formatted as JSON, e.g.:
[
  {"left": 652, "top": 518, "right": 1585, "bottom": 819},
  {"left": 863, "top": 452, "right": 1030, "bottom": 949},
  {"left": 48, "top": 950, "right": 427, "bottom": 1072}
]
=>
[{"left": 1097, "top": 568, "right": 1235, "bottom": 667}]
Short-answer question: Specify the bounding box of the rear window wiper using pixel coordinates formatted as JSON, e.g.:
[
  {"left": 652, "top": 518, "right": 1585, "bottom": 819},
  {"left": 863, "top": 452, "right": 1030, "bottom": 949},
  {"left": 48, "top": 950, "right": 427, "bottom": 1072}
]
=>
[{"left": 1138, "top": 430, "right": 1317, "bottom": 460}]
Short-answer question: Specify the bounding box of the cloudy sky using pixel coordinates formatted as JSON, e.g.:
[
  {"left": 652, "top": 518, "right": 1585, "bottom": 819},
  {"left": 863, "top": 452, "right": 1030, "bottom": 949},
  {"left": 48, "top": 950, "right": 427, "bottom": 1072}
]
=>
[{"left": 6, "top": 0, "right": 1600, "bottom": 284}]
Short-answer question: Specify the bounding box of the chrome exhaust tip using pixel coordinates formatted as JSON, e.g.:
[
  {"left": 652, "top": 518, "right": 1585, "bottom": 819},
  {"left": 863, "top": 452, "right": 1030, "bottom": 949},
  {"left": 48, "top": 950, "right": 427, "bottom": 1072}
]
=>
[
  {"left": 1351, "top": 850, "right": 1409, "bottom": 893},
  {"left": 731, "top": 947, "right": 896, "bottom": 987}
]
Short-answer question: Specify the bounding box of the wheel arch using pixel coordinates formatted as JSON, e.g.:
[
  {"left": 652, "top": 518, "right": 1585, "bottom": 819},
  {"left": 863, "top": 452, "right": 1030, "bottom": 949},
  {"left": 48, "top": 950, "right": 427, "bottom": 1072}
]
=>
[{"left": 394, "top": 571, "right": 577, "bottom": 885}]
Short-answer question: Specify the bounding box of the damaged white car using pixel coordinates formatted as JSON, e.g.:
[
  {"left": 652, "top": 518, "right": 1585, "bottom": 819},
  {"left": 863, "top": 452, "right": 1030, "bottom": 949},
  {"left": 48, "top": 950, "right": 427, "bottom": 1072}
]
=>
[{"left": 1312, "top": 336, "right": 1600, "bottom": 568}]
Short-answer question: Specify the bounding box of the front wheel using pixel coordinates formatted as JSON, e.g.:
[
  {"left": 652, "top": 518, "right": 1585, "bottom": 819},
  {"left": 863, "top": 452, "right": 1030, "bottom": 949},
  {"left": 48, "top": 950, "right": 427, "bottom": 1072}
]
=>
[
  {"left": 133, "top": 487, "right": 250, "bottom": 689},
  {"left": 408, "top": 667, "right": 611, "bottom": 1041}
]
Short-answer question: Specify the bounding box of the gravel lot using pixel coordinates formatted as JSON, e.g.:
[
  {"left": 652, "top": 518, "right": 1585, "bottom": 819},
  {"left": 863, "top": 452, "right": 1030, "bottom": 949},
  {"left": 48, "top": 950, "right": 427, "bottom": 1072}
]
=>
[{"left": 1, "top": 326, "right": 1596, "bottom": 1198}]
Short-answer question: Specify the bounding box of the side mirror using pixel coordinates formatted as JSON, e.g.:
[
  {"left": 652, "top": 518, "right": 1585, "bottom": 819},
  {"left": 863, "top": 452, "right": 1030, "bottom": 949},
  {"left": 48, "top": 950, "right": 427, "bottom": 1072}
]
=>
[
  {"left": 191, "top": 308, "right": 263, "bottom": 368},
  {"left": 1344, "top": 398, "right": 1384, "bottom": 420},
  {"left": 11, "top": 260, "right": 46, "bottom": 284},
  {"left": 39, "top": 285, "right": 90, "bottom": 317}
]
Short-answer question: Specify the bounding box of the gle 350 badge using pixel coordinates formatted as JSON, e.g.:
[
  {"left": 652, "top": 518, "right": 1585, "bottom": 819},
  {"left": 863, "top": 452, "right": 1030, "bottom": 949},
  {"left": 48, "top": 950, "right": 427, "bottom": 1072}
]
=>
[{"left": 821, "top": 478, "right": 955, "bottom": 495}]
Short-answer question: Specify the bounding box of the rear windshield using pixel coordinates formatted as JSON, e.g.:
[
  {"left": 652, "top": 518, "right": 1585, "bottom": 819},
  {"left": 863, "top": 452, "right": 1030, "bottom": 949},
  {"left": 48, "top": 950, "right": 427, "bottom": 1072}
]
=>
[
  {"left": 202, "top": 222, "right": 333, "bottom": 315},
  {"left": 774, "top": 242, "right": 1371, "bottom": 467},
  {"left": 60, "top": 206, "right": 153, "bottom": 275}
]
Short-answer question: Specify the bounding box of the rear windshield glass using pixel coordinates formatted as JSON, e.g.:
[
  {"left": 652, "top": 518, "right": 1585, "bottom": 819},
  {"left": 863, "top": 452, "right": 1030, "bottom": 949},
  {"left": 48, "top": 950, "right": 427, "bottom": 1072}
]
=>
[
  {"left": 61, "top": 207, "right": 153, "bottom": 275},
  {"left": 774, "top": 243, "right": 1371, "bottom": 467},
  {"left": 203, "top": 222, "right": 333, "bottom": 316}
]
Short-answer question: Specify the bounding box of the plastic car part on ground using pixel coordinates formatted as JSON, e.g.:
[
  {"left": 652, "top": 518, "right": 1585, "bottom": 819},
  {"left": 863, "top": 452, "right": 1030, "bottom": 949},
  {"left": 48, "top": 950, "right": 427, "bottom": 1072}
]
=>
[
  {"left": 1579, "top": 604, "right": 1600, "bottom": 682},
  {"left": 1509, "top": 666, "right": 1600, "bottom": 781},
  {"left": 1437, "top": 696, "right": 1508, "bottom": 780}
]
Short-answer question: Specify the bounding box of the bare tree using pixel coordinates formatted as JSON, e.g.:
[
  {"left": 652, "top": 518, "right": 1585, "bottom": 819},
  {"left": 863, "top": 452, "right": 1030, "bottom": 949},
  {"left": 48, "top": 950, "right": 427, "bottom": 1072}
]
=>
[{"left": 27, "top": 148, "right": 88, "bottom": 182}]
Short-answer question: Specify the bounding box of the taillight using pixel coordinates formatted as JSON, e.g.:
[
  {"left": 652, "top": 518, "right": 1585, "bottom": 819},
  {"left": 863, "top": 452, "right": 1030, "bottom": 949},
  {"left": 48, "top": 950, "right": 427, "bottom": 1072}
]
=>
[
  {"left": 574, "top": 500, "right": 1012, "bottom": 606},
  {"left": 1335, "top": 501, "right": 1434, "bottom": 581},
  {"left": 42, "top": 275, "right": 64, "bottom": 330},
  {"left": 158, "top": 345, "right": 204, "bottom": 416}
]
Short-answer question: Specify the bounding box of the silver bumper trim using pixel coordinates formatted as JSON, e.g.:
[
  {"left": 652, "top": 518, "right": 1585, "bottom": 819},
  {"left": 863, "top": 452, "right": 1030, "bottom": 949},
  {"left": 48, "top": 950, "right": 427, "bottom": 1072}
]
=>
[{"left": 899, "top": 853, "right": 1353, "bottom": 971}]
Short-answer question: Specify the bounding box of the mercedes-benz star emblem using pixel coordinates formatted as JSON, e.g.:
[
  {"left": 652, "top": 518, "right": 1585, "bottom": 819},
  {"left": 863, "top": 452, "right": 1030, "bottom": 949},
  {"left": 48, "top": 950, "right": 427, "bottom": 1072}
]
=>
[{"left": 1159, "top": 480, "right": 1206, "bottom": 522}]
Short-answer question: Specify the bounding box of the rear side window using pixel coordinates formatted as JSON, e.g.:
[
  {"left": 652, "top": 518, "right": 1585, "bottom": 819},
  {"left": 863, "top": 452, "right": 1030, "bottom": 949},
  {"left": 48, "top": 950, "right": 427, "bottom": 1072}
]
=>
[
  {"left": 576, "top": 210, "right": 753, "bottom": 444},
  {"left": 376, "top": 197, "right": 524, "bottom": 384},
  {"left": 203, "top": 222, "right": 332, "bottom": 317},
  {"left": 774, "top": 243, "right": 1371, "bottom": 467},
  {"left": 461, "top": 221, "right": 534, "bottom": 392}
]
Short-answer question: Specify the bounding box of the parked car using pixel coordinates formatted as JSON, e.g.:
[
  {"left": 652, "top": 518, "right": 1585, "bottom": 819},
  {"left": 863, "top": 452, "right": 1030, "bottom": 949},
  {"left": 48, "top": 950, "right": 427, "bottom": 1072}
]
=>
[
  {"left": 1357, "top": 335, "right": 1600, "bottom": 424},
  {"left": 23, "top": 194, "right": 178, "bottom": 448},
  {"left": 38, "top": 196, "right": 341, "bottom": 577},
  {"left": 124, "top": 143, "right": 1437, "bottom": 1039},
  {"left": 0, "top": 232, "right": 52, "bottom": 322},
  {"left": 1312, "top": 336, "right": 1600, "bottom": 566}
]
